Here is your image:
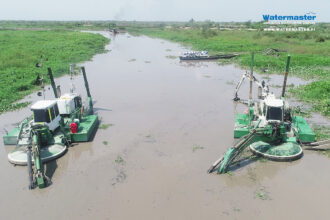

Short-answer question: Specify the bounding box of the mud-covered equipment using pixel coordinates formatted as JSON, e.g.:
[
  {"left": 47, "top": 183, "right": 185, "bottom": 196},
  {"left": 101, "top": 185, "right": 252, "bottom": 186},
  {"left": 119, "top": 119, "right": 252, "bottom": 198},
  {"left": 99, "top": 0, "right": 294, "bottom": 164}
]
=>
[
  {"left": 218, "top": 129, "right": 258, "bottom": 174},
  {"left": 209, "top": 124, "right": 304, "bottom": 174}
]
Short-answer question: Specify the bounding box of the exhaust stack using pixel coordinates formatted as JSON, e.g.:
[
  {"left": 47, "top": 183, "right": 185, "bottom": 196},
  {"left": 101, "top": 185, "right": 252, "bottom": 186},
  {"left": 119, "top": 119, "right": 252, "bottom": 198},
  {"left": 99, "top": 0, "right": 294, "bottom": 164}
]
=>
[
  {"left": 281, "top": 55, "right": 291, "bottom": 97},
  {"left": 81, "top": 67, "right": 93, "bottom": 113},
  {"left": 249, "top": 52, "right": 254, "bottom": 105},
  {"left": 47, "top": 67, "right": 58, "bottom": 98}
]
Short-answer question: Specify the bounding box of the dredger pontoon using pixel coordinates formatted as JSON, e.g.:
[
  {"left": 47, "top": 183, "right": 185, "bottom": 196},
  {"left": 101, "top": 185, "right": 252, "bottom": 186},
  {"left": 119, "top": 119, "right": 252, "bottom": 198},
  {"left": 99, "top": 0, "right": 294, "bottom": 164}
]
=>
[
  {"left": 209, "top": 53, "right": 316, "bottom": 174},
  {"left": 3, "top": 65, "right": 98, "bottom": 189}
]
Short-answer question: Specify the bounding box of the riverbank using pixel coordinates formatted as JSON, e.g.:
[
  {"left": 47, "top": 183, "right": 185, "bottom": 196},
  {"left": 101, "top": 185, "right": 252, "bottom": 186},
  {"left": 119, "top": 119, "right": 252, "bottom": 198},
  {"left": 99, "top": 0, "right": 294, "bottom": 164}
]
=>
[
  {"left": 0, "top": 30, "right": 109, "bottom": 113},
  {"left": 127, "top": 27, "right": 330, "bottom": 118}
]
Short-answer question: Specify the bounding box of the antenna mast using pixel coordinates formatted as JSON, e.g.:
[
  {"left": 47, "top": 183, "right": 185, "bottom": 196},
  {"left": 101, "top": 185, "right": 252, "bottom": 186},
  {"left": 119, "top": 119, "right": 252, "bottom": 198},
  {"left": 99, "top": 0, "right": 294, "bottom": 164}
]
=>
[
  {"left": 39, "top": 56, "right": 45, "bottom": 100},
  {"left": 70, "top": 64, "right": 75, "bottom": 93}
]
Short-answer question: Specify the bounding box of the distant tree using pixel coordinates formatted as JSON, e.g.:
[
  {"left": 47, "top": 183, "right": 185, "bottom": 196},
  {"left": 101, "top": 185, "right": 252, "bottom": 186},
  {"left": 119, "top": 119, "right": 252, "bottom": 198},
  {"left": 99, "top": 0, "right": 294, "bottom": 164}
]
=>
[
  {"left": 245, "top": 20, "right": 252, "bottom": 28},
  {"left": 187, "top": 18, "right": 195, "bottom": 27},
  {"left": 201, "top": 20, "right": 217, "bottom": 38},
  {"left": 204, "top": 20, "right": 214, "bottom": 28},
  {"left": 159, "top": 23, "right": 165, "bottom": 29}
]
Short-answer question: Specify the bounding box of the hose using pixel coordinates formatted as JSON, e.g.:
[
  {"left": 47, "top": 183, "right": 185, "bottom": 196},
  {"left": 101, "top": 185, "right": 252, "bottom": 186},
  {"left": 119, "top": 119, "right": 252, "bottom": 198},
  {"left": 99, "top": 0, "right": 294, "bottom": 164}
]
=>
[{"left": 27, "top": 146, "right": 34, "bottom": 190}]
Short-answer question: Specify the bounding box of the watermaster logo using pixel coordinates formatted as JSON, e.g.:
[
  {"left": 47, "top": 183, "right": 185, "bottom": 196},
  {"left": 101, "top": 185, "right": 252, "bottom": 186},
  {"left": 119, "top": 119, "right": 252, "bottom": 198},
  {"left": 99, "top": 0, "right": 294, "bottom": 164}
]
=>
[{"left": 263, "top": 12, "right": 317, "bottom": 24}]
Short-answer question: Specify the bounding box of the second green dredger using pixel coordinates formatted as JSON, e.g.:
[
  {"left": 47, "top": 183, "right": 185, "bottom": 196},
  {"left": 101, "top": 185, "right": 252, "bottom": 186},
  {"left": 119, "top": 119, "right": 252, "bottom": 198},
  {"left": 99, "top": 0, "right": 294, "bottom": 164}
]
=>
[{"left": 208, "top": 53, "right": 315, "bottom": 174}]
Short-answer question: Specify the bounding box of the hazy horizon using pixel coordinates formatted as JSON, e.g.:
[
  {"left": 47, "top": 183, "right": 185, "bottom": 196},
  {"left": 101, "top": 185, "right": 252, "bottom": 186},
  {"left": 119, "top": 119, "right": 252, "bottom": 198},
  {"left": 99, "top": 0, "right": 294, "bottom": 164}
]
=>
[{"left": 0, "top": 0, "right": 329, "bottom": 22}]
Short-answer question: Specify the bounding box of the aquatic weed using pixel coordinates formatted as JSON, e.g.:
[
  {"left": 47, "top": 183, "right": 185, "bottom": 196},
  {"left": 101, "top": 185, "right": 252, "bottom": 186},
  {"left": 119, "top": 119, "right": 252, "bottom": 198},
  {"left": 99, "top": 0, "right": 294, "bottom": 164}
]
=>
[
  {"left": 99, "top": 123, "right": 114, "bottom": 130},
  {"left": 0, "top": 101, "right": 31, "bottom": 114},
  {"left": 115, "top": 156, "right": 124, "bottom": 164},
  {"left": 292, "top": 106, "right": 312, "bottom": 118},
  {"left": 312, "top": 125, "right": 330, "bottom": 141},
  {"left": 232, "top": 207, "right": 240, "bottom": 212},
  {"left": 226, "top": 80, "right": 235, "bottom": 85},
  {"left": 192, "top": 144, "right": 204, "bottom": 152},
  {"left": 322, "top": 150, "right": 330, "bottom": 158},
  {"left": 258, "top": 157, "right": 268, "bottom": 163},
  {"left": 290, "top": 80, "right": 330, "bottom": 117},
  {"left": 255, "top": 187, "right": 271, "bottom": 200},
  {"left": 165, "top": 55, "right": 177, "bottom": 59},
  {"left": 270, "top": 84, "right": 282, "bottom": 88}
]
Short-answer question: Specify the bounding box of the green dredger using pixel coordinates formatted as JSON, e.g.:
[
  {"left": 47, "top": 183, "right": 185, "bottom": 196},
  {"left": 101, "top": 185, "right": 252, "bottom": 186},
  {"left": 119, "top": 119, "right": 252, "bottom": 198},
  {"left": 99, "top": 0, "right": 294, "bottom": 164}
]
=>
[
  {"left": 3, "top": 66, "right": 98, "bottom": 189},
  {"left": 208, "top": 53, "right": 316, "bottom": 174}
]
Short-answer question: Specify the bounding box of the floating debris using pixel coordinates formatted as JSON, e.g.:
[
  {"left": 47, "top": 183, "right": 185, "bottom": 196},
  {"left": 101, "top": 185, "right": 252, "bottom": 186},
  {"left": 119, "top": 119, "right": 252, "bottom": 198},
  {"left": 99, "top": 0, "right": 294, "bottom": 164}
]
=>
[
  {"left": 115, "top": 156, "right": 124, "bottom": 164},
  {"left": 180, "top": 51, "right": 237, "bottom": 61},
  {"left": 99, "top": 123, "right": 114, "bottom": 130},
  {"left": 166, "top": 55, "right": 177, "bottom": 59},
  {"left": 255, "top": 187, "right": 271, "bottom": 200},
  {"left": 192, "top": 144, "right": 204, "bottom": 152}
]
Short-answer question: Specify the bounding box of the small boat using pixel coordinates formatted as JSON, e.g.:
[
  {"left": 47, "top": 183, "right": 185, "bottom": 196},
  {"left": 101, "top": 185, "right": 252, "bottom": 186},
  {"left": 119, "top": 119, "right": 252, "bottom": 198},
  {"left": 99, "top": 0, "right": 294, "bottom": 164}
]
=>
[{"left": 179, "top": 51, "right": 237, "bottom": 61}]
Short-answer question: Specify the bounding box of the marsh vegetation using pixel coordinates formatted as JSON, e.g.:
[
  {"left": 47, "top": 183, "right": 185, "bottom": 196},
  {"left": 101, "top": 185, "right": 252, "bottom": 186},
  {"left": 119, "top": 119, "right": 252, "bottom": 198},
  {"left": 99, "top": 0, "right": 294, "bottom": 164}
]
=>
[{"left": 0, "top": 30, "right": 109, "bottom": 113}]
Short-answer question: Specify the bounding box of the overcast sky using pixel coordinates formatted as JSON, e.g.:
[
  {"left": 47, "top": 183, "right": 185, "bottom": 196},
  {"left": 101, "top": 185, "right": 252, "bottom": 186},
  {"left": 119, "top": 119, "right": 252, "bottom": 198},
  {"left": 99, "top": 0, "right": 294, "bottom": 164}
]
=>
[{"left": 0, "top": 0, "right": 329, "bottom": 22}]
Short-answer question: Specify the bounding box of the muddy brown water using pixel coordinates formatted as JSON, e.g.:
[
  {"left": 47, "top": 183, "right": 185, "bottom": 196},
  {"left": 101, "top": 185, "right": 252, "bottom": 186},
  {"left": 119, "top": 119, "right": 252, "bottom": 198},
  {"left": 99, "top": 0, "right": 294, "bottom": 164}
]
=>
[{"left": 0, "top": 32, "right": 330, "bottom": 220}]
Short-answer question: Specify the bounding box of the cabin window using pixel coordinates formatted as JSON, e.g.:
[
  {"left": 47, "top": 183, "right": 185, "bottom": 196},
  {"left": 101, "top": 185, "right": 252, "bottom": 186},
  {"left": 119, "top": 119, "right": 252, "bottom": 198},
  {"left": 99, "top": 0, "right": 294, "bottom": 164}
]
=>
[
  {"left": 34, "top": 109, "right": 50, "bottom": 123},
  {"left": 54, "top": 104, "right": 59, "bottom": 117},
  {"left": 266, "top": 107, "right": 282, "bottom": 121},
  {"left": 74, "top": 96, "right": 82, "bottom": 108}
]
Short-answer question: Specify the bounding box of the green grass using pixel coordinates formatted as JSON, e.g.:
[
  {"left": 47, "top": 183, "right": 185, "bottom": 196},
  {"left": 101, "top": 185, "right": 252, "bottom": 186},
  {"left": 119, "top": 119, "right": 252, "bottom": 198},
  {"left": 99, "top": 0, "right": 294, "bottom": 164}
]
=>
[
  {"left": 128, "top": 27, "right": 330, "bottom": 117},
  {"left": 290, "top": 80, "right": 330, "bottom": 117},
  {"left": 0, "top": 30, "right": 109, "bottom": 114}
]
